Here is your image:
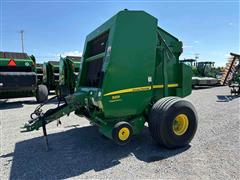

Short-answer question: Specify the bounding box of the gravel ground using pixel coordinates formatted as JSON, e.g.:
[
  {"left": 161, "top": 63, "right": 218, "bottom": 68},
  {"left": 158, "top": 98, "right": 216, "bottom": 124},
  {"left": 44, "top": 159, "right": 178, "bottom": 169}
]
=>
[{"left": 0, "top": 86, "right": 239, "bottom": 179}]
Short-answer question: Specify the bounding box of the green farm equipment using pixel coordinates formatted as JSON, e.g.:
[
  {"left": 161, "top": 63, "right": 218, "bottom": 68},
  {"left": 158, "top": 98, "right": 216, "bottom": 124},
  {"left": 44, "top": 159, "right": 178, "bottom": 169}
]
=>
[
  {"left": 58, "top": 56, "right": 81, "bottom": 98},
  {"left": 181, "top": 59, "right": 218, "bottom": 86},
  {"left": 43, "top": 61, "right": 59, "bottom": 92},
  {"left": 22, "top": 10, "right": 198, "bottom": 149},
  {"left": 36, "top": 63, "right": 43, "bottom": 85},
  {"left": 196, "top": 61, "right": 218, "bottom": 77},
  {"left": 0, "top": 51, "right": 48, "bottom": 102},
  {"left": 220, "top": 53, "right": 240, "bottom": 95}
]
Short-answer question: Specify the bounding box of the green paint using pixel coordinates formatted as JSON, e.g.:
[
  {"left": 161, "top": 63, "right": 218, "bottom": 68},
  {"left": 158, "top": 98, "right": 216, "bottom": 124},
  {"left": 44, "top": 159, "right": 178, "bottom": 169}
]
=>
[
  {"left": 43, "top": 61, "right": 59, "bottom": 91},
  {"left": 59, "top": 56, "right": 81, "bottom": 94},
  {"left": 180, "top": 59, "right": 218, "bottom": 86},
  {"left": 36, "top": 63, "right": 43, "bottom": 84},
  {"left": 0, "top": 52, "right": 38, "bottom": 99}
]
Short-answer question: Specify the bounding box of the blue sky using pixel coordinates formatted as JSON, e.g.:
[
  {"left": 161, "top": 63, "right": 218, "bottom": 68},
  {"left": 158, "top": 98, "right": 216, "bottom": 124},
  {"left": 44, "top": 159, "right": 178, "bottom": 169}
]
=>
[{"left": 0, "top": 0, "right": 239, "bottom": 66}]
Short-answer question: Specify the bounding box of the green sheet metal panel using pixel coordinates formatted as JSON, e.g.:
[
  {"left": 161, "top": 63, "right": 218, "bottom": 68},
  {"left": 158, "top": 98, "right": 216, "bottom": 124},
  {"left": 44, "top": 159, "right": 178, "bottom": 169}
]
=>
[
  {"left": 59, "top": 56, "right": 81, "bottom": 93},
  {"left": 0, "top": 51, "right": 34, "bottom": 69},
  {"left": 101, "top": 11, "right": 158, "bottom": 117},
  {"left": 43, "top": 61, "right": 59, "bottom": 90},
  {"left": 0, "top": 52, "right": 37, "bottom": 99}
]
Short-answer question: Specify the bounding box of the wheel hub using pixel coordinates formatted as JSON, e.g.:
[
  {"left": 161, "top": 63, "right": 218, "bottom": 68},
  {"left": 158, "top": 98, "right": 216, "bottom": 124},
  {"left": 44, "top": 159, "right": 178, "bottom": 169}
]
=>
[
  {"left": 118, "top": 127, "right": 130, "bottom": 141},
  {"left": 173, "top": 114, "right": 189, "bottom": 136}
]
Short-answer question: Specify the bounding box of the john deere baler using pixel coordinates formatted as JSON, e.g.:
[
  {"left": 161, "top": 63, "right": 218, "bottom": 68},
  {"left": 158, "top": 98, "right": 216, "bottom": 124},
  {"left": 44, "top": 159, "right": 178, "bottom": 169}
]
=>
[
  {"left": 43, "top": 61, "right": 59, "bottom": 92},
  {"left": 58, "top": 56, "right": 81, "bottom": 97},
  {"left": 0, "top": 52, "right": 48, "bottom": 102},
  {"left": 23, "top": 10, "right": 197, "bottom": 149}
]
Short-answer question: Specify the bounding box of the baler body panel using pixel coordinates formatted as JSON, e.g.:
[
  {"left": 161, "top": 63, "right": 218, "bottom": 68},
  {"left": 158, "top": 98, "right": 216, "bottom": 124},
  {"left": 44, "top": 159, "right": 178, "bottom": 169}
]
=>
[
  {"left": 101, "top": 11, "right": 158, "bottom": 117},
  {"left": 0, "top": 52, "right": 37, "bottom": 99},
  {"left": 0, "top": 58, "right": 34, "bottom": 68},
  {"left": 59, "top": 56, "right": 81, "bottom": 93},
  {"left": 43, "top": 61, "right": 59, "bottom": 91},
  {"left": 76, "top": 10, "right": 191, "bottom": 118},
  {"left": 36, "top": 63, "right": 43, "bottom": 84}
]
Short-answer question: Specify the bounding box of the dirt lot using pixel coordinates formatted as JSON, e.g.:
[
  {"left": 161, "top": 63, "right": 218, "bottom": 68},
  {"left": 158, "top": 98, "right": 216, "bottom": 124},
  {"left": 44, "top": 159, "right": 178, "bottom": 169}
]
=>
[{"left": 0, "top": 86, "right": 239, "bottom": 179}]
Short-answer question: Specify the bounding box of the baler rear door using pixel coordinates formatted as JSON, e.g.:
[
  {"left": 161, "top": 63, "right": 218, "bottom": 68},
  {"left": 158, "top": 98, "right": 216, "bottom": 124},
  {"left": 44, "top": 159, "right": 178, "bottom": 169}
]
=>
[{"left": 0, "top": 71, "right": 37, "bottom": 92}]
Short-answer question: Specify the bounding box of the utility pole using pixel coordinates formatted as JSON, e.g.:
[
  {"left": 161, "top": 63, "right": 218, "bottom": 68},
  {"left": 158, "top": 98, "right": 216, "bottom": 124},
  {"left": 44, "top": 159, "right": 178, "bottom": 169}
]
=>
[
  {"left": 20, "top": 30, "right": 24, "bottom": 53},
  {"left": 194, "top": 53, "right": 200, "bottom": 61},
  {"left": 194, "top": 53, "right": 200, "bottom": 66}
]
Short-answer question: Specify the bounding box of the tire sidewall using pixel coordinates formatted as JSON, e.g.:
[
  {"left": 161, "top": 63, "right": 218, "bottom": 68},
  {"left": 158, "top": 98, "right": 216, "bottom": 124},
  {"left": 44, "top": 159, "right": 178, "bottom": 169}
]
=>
[
  {"left": 112, "top": 122, "right": 133, "bottom": 145},
  {"left": 162, "top": 100, "right": 198, "bottom": 147},
  {"left": 36, "top": 85, "right": 48, "bottom": 103}
]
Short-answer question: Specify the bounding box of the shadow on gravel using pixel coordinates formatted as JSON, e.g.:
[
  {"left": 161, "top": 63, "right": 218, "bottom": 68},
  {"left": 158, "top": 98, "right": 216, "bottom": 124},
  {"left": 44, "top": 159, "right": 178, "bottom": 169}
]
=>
[
  {"left": 4, "top": 126, "right": 190, "bottom": 179},
  {"left": 193, "top": 86, "right": 217, "bottom": 90},
  {"left": 0, "top": 100, "right": 34, "bottom": 110},
  {"left": 0, "top": 98, "right": 59, "bottom": 110},
  {"left": 216, "top": 95, "right": 239, "bottom": 102}
]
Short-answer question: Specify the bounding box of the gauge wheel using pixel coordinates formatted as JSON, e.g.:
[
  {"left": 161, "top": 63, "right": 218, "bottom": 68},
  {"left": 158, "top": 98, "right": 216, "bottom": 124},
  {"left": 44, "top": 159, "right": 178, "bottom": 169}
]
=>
[{"left": 112, "top": 122, "right": 133, "bottom": 145}]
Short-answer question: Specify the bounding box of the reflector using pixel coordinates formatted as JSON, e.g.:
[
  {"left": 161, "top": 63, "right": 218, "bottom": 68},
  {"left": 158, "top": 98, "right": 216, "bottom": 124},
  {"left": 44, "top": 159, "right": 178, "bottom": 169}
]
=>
[{"left": 8, "top": 59, "right": 16, "bottom": 66}]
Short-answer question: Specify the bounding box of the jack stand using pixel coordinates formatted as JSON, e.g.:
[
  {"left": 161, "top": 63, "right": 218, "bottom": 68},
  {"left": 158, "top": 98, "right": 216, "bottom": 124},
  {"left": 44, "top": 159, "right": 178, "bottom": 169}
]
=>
[
  {"left": 42, "top": 120, "right": 49, "bottom": 151},
  {"left": 57, "top": 118, "right": 62, "bottom": 126}
]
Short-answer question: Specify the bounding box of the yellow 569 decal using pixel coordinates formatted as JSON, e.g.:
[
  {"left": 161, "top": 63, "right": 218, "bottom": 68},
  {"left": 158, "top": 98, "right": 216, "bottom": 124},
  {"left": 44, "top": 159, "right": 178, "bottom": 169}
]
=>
[{"left": 112, "top": 95, "right": 120, "bottom": 99}]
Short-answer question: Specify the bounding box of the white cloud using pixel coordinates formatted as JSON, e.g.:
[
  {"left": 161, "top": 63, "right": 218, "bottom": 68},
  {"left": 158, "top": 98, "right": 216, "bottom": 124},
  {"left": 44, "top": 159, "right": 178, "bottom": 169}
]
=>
[
  {"left": 193, "top": 40, "right": 199, "bottom": 44},
  {"left": 224, "top": 53, "right": 230, "bottom": 57},
  {"left": 183, "top": 45, "right": 193, "bottom": 49},
  {"left": 57, "top": 50, "right": 82, "bottom": 57},
  {"left": 228, "top": 22, "right": 233, "bottom": 26}
]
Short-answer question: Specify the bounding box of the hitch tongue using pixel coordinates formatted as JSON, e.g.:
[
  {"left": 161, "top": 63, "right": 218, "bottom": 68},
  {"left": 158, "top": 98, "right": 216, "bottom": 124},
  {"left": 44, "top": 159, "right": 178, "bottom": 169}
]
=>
[
  {"left": 22, "top": 100, "right": 77, "bottom": 150},
  {"left": 21, "top": 103, "right": 71, "bottom": 132},
  {"left": 21, "top": 117, "right": 43, "bottom": 132},
  {"left": 22, "top": 92, "right": 86, "bottom": 150},
  {"left": 21, "top": 117, "right": 50, "bottom": 151}
]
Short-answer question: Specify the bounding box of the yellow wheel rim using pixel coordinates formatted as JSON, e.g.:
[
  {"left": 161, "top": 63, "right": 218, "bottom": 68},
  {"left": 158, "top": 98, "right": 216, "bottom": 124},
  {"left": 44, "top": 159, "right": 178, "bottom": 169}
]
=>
[
  {"left": 118, "top": 127, "right": 130, "bottom": 141},
  {"left": 173, "top": 114, "right": 189, "bottom": 136}
]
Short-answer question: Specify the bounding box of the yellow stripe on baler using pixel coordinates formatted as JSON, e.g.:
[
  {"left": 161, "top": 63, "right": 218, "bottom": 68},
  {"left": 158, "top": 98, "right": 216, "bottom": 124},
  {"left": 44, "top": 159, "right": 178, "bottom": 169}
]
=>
[
  {"left": 104, "top": 86, "right": 152, "bottom": 96},
  {"left": 167, "top": 84, "right": 179, "bottom": 88},
  {"left": 103, "top": 84, "right": 178, "bottom": 96}
]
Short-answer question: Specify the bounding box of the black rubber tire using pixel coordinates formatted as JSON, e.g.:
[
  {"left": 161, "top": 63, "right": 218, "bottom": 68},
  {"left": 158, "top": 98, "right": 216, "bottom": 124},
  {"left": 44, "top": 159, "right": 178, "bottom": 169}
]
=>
[
  {"left": 112, "top": 122, "right": 133, "bottom": 145},
  {"left": 36, "top": 85, "right": 48, "bottom": 103},
  {"left": 149, "top": 97, "right": 198, "bottom": 149}
]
